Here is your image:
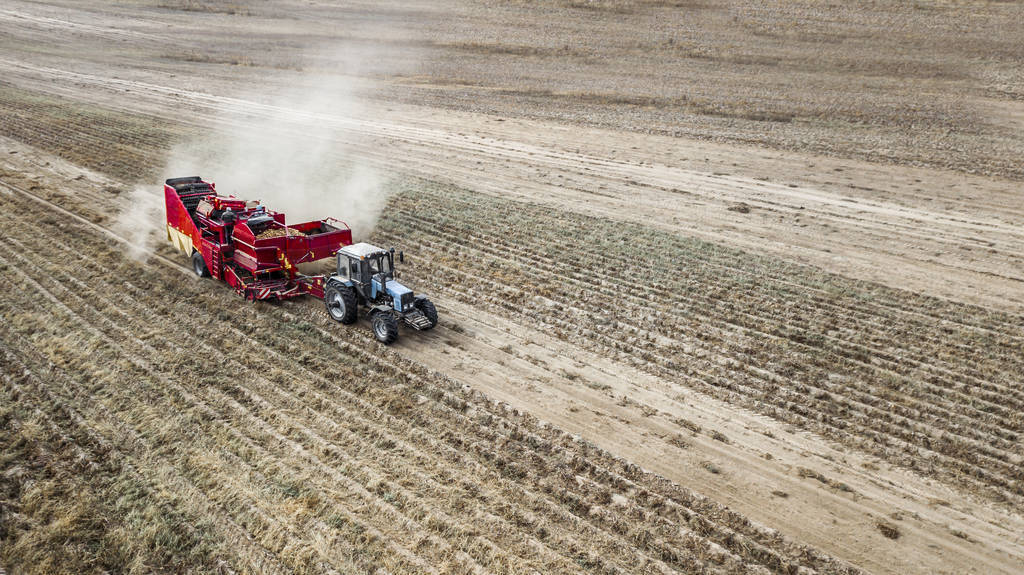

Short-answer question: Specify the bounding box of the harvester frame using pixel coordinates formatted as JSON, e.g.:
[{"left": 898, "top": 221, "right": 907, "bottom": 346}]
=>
[{"left": 164, "top": 176, "right": 352, "bottom": 302}]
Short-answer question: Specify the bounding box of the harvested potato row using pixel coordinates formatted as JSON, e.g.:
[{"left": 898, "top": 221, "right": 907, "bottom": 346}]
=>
[
  {"left": 0, "top": 190, "right": 860, "bottom": 574},
  {"left": 373, "top": 182, "right": 1024, "bottom": 507}
]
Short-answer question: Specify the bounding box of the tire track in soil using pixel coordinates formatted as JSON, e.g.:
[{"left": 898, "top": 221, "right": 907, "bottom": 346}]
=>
[
  {"left": 377, "top": 215, "right": 1024, "bottom": 463},
  {"left": 372, "top": 192, "right": 1024, "bottom": 490},
  {"left": 383, "top": 208, "right": 1024, "bottom": 408},
  {"left": 4, "top": 159, "right": 1019, "bottom": 572}
]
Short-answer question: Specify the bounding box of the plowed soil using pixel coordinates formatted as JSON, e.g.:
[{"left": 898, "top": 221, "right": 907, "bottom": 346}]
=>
[{"left": 1, "top": 1, "right": 1022, "bottom": 574}]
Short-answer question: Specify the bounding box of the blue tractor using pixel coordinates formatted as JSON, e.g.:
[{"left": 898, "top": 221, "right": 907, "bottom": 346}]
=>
[{"left": 323, "top": 242, "right": 437, "bottom": 344}]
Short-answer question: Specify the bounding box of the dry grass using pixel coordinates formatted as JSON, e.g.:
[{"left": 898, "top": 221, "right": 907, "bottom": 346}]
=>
[
  {"left": 0, "top": 86, "right": 179, "bottom": 185},
  {"left": 876, "top": 521, "right": 901, "bottom": 540},
  {"left": 0, "top": 377, "right": 233, "bottom": 572},
  {"left": 0, "top": 2, "right": 1021, "bottom": 569},
  {"left": 163, "top": 51, "right": 305, "bottom": 72},
  {"left": 168, "top": 51, "right": 255, "bottom": 67},
  {"left": 0, "top": 187, "right": 862, "bottom": 574},
  {"left": 158, "top": 1, "right": 252, "bottom": 16}
]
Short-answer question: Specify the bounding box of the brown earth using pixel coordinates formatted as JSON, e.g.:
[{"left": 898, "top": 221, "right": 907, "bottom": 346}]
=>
[{"left": 1, "top": 1, "right": 1023, "bottom": 574}]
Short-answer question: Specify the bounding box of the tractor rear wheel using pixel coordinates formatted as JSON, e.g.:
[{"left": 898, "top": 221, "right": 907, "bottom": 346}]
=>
[
  {"left": 325, "top": 285, "right": 358, "bottom": 324},
  {"left": 372, "top": 312, "right": 399, "bottom": 344},
  {"left": 191, "top": 251, "right": 210, "bottom": 278},
  {"left": 415, "top": 298, "right": 438, "bottom": 329}
]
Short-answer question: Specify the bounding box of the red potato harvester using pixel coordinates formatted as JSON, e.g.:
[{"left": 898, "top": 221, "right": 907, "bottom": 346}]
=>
[
  {"left": 164, "top": 176, "right": 439, "bottom": 344},
  {"left": 164, "top": 176, "right": 351, "bottom": 301}
]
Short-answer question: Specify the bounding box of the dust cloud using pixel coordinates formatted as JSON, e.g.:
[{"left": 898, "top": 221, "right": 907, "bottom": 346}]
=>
[
  {"left": 165, "top": 44, "right": 402, "bottom": 239},
  {"left": 111, "top": 185, "right": 165, "bottom": 262}
]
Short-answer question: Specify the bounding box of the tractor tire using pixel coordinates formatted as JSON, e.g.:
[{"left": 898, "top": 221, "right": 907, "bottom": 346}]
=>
[
  {"left": 415, "top": 298, "right": 438, "bottom": 329},
  {"left": 192, "top": 251, "right": 210, "bottom": 278},
  {"left": 372, "top": 311, "right": 399, "bottom": 344},
  {"left": 324, "top": 285, "right": 358, "bottom": 324}
]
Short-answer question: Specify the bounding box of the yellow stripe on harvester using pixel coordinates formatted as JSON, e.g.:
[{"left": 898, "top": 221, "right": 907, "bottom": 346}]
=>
[
  {"left": 278, "top": 250, "right": 293, "bottom": 271},
  {"left": 167, "top": 224, "right": 193, "bottom": 255}
]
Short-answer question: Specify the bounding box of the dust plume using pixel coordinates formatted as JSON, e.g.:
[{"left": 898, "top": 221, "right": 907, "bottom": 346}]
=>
[
  {"left": 166, "top": 44, "right": 401, "bottom": 238},
  {"left": 111, "top": 185, "right": 164, "bottom": 262}
]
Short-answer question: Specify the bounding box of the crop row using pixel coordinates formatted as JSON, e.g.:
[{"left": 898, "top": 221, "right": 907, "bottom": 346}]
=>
[
  {"left": 4, "top": 87, "right": 1020, "bottom": 505},
  {"left": 0, "top": 190, "right": 858, "bottom": 573},
  {"left": 0, "top": 85, "right": 183, "bottom": 184},
  {"left": 372, "top": 182, "right": 1024, "bottom": 506}
]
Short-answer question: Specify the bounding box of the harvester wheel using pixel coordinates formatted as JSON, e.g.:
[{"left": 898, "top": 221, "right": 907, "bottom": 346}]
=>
[
  {"left": 191, "top": 251, "right": 210, "bottom": 278},
  {"left": 325, "top": 285, "right": 358, "bottom": 324},
  {"left": 372, "top": 312, "right": 399, "bottom": 344},
  {"left": 415, "top": 298, "right": 438, "bottom": 329}
]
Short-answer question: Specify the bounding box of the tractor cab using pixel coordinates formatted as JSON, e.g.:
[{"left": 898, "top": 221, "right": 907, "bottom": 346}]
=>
[{"left": 337, "top": 242, "right": 395, "bottom": 300}]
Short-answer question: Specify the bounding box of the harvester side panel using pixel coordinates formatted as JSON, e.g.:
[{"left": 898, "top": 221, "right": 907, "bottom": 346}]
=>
[
  {"left": 230, "top": 222, "right": 287, "bottom": 273},
  {"left": 287, "top": 219, "right": 353, "bottom": 264},
  {"left": 199, "top": 239, "right": 223, "bottom": 279}
]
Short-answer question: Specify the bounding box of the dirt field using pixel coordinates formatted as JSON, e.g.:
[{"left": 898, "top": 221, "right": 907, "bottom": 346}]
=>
[{"left": 1, "top": 1, "right": 1023, "bottom": 574}]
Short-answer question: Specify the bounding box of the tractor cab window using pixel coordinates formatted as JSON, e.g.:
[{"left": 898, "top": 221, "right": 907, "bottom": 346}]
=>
[
  {"left": 349, "top": 259, "right": 361, "bottom": 279},
  {"left": 368, "top": 255, "right": 391, "bottom": 275}
]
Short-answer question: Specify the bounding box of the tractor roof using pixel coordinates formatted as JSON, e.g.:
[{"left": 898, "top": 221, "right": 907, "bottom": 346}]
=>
[{"left": 339, "top": 242, "right": 387, "bottom": 259}]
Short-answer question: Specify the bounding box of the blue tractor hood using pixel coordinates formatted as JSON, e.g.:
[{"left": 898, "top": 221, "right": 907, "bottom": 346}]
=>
[
  {"left": 372, "top": 277, "right": 414, "bottom": 311},
  {"left": 386, "top": 281, "right": 412, "bottom": 301}
]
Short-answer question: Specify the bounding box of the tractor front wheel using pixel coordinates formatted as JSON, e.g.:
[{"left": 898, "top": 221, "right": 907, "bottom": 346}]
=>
[
  {"left": 415, "top": 298, "right": 438, "bottom": 329},
  {"left": 191, "top": 252, "right": 210, "bottom": 278},
  {"left": 325, "top": 285, "right": 358, "bottom": 324},
  {"left": 372, "top": 312, "right": 399, "bottom": 344}
]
